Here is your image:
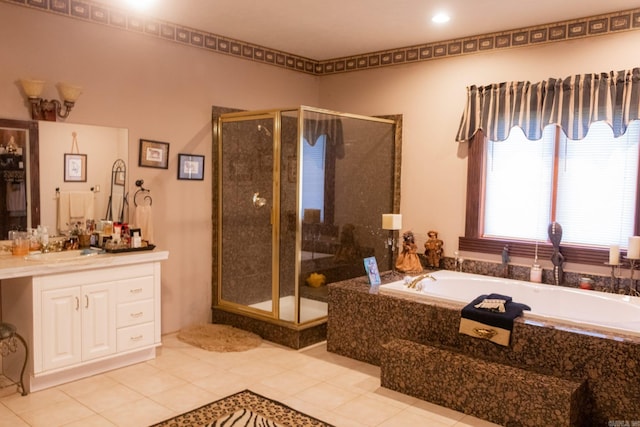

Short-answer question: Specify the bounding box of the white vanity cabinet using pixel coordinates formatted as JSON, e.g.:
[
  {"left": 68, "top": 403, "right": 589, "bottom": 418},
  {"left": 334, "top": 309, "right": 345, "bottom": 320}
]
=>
[
  {"left": 0, "top": 251, "right": 167, "bottom": 392},
  {"left": 39, "top": 280, "right": 116, "bottom": 372}
]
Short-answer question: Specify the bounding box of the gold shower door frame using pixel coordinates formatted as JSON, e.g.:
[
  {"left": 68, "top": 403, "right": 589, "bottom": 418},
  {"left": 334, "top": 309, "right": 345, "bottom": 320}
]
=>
[
  {"left": 217, "top": 106, "right": 398, "bottom": 329},
  {"left": 217, "top": 110, "right": 285, "bottom": 322}
]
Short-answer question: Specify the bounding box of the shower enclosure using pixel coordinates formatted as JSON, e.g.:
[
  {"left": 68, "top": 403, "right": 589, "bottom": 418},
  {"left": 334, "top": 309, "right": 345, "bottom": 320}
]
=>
[{"left": 213, "top": 106, "right": 399, "bottom": 348}]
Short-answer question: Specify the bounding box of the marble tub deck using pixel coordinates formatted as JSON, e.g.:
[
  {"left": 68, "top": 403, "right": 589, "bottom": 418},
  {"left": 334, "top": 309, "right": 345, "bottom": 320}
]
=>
[{"left": 327, "top": 272, "right": 640, "bottom": 426}]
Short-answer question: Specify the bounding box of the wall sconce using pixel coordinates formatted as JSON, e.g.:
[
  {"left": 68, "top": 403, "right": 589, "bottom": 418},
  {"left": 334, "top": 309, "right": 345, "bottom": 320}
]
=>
[{"left": 20, "top": 79, "right": 82, "bottom": 121}]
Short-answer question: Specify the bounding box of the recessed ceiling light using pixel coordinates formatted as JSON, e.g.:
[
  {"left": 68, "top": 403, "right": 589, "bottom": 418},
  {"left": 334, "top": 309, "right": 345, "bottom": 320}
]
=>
[
  {"left": 124, "top": 0, "right": 155, "bottom": 11},
  {"left": 432, "top": 12, "right": 451, "bottom": 24}
]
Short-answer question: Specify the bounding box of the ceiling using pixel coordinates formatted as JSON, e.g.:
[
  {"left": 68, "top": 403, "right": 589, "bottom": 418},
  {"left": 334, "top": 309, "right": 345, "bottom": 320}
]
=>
[{"left": 104, "top": 0, "right": 640, "bottom": 60}]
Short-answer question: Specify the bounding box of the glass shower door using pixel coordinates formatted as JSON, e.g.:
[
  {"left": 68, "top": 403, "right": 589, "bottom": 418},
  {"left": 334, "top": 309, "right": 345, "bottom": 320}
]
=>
[{"left": 219, "top": 114, "right": 278, "bottom": 316}]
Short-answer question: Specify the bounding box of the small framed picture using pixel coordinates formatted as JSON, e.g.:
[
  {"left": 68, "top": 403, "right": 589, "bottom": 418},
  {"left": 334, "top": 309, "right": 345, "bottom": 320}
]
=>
[
  {"left": 64, "top": 153, "right": 87, "bottom": 182},
  {"left": 139, "top": 139, "right": 169, "bottom": 169},
  {"left": 114, "top": 170, "right": 125, "bottom": 186},
  {"left": 363, "top": 256, "right": 381, "bottom": 286},
  {"left": 177, "top": 154, "right": 205, "bottom": 180}
]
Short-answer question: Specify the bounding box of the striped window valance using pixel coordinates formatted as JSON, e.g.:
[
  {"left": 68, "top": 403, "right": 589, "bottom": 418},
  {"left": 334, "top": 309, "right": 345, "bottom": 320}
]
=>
[{"left": 456, "top": 68, "right": 640, "bottom": 142}]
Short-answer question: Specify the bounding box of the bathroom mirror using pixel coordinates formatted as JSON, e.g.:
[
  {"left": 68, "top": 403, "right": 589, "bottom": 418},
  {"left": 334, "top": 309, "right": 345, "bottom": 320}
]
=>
[
  {"left": 106, "top": 159, "right": 127, "bottom": 222},
  {"left": 0, "top": 119, "right": 39, "bottom": 239},
  {"left": 38, "top": 121, "right": 129, "bottom": 233}
]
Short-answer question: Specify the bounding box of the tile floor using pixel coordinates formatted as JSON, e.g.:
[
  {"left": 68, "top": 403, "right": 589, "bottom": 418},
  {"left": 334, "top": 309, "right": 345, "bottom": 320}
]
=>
[{"left": 0, "top": 334, "right": 500, "bottom": 427}]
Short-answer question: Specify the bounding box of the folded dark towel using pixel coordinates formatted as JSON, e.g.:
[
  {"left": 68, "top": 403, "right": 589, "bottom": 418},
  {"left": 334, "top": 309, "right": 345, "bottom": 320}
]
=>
[{"left": 461, "top": 294, "right": 531, "bottom": 331}]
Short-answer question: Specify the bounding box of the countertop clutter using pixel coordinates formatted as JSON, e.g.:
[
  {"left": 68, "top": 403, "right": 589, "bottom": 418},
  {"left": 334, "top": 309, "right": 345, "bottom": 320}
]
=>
[{"left": 0, "top": 245, "right": 168, "bottom": 280}]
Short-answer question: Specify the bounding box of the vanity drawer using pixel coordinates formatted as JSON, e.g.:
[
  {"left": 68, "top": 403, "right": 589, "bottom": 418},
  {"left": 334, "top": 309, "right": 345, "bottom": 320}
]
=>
[
  {"left": 117, "top": 322, "right": 154, "bottom": 352},
  {"left": 117, "top": 299, "right": 154, "bottom": 328},
  {"left": 117, "top": 276, "right": 154, "bottom": 303}
]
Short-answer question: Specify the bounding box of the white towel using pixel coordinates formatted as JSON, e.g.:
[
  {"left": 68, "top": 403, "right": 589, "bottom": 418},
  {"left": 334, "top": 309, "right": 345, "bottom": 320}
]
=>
[
  {"left": 6, "top": 182, "right": 26, "bottom": 216},
  {"left": 58, "top": 191, "right": 95, "bottom": 232},
  {"left": 134, "top": 205, "right": 154, "bottom": 244}
]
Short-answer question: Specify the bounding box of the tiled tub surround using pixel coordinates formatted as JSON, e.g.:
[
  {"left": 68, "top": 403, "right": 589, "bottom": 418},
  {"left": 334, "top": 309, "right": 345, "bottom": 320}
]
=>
[{"left": 327, "top": 271, "right": 640, "bottom": 425}]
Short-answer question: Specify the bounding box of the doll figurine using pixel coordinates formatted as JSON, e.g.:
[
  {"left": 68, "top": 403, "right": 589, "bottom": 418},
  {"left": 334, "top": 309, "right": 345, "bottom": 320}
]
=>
[
  {"left": 396, "top": 231, "right": 423, "bottom": 273},
  {"left": 424, "top": 230, "right": 444, "bottom": 268}
]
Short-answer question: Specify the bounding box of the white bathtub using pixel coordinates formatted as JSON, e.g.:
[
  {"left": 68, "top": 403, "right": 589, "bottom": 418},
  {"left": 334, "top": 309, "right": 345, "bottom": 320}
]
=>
[{"left": 379, "top": 270, "right": 640, "bottom": 338}]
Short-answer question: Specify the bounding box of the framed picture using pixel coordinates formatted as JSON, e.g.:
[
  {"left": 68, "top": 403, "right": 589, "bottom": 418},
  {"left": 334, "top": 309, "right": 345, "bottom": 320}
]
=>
[
  {"left": 177, "top": 153, "right": 205, "bottom": 180},
  {"left": 363, "top": 256, "right": 381, "bottom": 286},
  {"left": 114, "top": 170, "right": 125, "bottom": 186},
  {"left": 139, "top": 139, "right": 169, "bottom": 169},
  {"left": 64, "top": 153, "right": 87, "bottom": 182}
]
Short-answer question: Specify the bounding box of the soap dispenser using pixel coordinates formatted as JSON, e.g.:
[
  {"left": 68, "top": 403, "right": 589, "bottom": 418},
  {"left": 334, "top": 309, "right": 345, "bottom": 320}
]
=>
[{"left": 530, "top": 242, "right": 542, "bottom": 283}]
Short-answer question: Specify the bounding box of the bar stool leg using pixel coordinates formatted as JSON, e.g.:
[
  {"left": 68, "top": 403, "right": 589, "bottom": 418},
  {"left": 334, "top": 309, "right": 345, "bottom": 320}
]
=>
[{"left": 13, "top": 333, "right": 28, "bottom": 396}]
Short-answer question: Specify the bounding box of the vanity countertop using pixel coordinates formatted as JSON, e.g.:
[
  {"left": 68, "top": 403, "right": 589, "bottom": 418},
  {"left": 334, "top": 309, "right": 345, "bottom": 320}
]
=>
[{"left": 0, "top": 249, "right": 169, "bottom": 280}]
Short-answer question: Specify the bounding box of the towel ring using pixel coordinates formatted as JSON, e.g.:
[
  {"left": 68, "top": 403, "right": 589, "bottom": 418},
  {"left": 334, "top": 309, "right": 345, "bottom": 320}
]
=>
[{"left": 134, "top": 179, "right": 152, "bottom": 207}]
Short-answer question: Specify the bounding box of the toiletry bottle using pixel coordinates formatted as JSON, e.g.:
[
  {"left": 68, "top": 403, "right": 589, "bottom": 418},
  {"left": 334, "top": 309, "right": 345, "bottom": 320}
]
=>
[{"left": 530, "top": 263, "right": 542, "bottom": 283}]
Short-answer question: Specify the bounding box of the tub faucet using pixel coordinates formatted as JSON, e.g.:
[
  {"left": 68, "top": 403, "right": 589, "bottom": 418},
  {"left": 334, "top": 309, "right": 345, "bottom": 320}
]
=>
[{"left": 406, "top": 273, "right": 436, "bottom": 289}]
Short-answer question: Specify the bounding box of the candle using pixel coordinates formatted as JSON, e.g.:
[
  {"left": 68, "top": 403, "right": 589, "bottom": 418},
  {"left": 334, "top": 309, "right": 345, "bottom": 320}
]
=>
[
  {"left": 628, "top": 236, "right": 640, "bottom": 259},
  {"left": 609, "top": 245, "right": 620, "bottom": 265},
  {"left": 382, "top": 214, "right": 402, "bottom": 230}
]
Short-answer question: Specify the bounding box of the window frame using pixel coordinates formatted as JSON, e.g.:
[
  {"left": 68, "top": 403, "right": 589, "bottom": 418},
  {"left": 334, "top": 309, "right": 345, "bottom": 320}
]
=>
[{"left": 459, "top": 129, "right": 640, "bottom": 266}]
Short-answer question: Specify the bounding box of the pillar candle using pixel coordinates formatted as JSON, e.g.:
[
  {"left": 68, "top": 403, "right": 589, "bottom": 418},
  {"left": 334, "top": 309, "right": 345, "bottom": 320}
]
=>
[
  {"left": 628, "top": 236, "right": 640, "bottom": 259},
  {"left": 382, "top": 214, "right": 402, "bottom": 230},
  {"left": 609, "top": 245, "right": 620, "bottom": 265}
]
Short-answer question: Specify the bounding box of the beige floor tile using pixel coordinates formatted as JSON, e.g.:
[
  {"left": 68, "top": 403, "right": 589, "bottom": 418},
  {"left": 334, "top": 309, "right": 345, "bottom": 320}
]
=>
[
  {"left": 62, "top": 414, "right": 117, "bottom": 427},
  {"left": 110, "top": 370, "right": 187, "bottom": 397},
  {"left": 191, "top": 369, "right": 253, "bottom": 395},
  {"left": 18, "top": 398, "right": 95, "bottom": 427},
  {"left": 148, "top": 382, "right": 217, "bottom": 413},
  {"left": 100, "top": 397, "right": 175, "bottom": 427},
  {"left": 164, "top": 357, "right": 222, "bottom": 382},
  {"left": 258, "top": 369, "right": 322, "bottom": 395},
  {"left": 227, "top": 359, "right": 287, "bottom": 380},
  {"left": 295, "top": 381, "right": 360, "bottom": 411},
  {"left": 1, "top": 388, "right": 73, "bottom": 414},
  {"left": 72, "top": 383, "right": 145, "bottom": 413},
  {"left": 333, "top": 393, "right": 405, "bottom": 426},
  {"left": 0, "top": 403, "right": 29, "bottom": 427},
  {"left": 378, "top": 407, "right": 455, "bottom": 427},
  {"left": 56, "top": 374, "right": 120, "bottom": 398}
]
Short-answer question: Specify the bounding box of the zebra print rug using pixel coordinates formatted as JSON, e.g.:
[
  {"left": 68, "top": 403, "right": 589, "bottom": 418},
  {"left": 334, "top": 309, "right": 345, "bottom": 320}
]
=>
[{"left": 150, "top": 389, "right": 334, "bottom": 427}]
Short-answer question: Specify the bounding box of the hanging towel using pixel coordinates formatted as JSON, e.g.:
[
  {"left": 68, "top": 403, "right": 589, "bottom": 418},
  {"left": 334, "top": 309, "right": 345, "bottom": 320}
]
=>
[
  {"left": 134, "top": 204, "right": 154, "bottom": 244},
  {"left": 6, "top": 182, "right": 26, "bottom": 216},
  {"left": 58, "top": 191, "right": 95, "bottom": 232},
  {"left": 459, "top": 293, "right": 531, "bottom": 347}
]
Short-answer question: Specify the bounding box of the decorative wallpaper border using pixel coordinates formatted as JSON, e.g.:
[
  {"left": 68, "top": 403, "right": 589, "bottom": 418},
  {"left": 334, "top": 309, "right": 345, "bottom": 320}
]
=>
[{"left": 5, "top": 0, "right": 640, "bottom": 75}]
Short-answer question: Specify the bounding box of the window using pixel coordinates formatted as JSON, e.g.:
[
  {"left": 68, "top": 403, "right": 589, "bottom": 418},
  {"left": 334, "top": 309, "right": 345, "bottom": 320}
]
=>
[
  {"left": 301, "top": 135, "right": 327, "bottom": 221},
  {"left": 462, "top": 121, "right": 640, "bottom": 264}
]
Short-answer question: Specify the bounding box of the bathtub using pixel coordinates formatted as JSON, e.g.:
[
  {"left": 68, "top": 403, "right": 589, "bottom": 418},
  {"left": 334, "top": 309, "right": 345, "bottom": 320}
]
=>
[{"left": 379, "top": 270, "right": 640, "bottom": 338}]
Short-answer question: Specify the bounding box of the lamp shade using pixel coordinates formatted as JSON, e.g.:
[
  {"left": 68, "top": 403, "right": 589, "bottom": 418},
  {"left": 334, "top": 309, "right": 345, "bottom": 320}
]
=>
[
  {"left": 382, "top": 214, "right": 402, "bottom": 230},
  {"left": 20, "top": 79, "right": 45, "bottom": 98},
  {"left": 56, "top": 82, "right": 83, "bottom": 102}
]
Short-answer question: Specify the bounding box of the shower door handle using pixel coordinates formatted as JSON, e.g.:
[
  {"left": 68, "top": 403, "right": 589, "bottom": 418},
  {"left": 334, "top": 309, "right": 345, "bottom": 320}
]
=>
[{"left": 252, "top": 192, "right": 267, "bottom": 208}]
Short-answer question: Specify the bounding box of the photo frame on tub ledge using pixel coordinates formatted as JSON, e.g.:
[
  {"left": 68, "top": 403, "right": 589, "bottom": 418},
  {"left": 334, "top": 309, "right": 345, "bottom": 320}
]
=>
[
  {"left": 177, "top": 153, "right": 205, "bottom": 180},
  {"left": 139, "top": 139, "right": 169, "bottom": 169}
]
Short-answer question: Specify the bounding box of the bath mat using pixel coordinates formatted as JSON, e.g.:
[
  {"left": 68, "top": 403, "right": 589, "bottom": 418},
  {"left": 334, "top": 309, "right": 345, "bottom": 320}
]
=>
[
  {"left": 149, "top": 389, "right": 334, "bottom": 427},
  {"left": 177, "top": 324, "right": 262, "bottom": 352}
]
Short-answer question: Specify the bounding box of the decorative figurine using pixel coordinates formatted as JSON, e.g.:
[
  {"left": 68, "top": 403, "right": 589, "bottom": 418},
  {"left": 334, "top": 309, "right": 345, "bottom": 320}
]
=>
[
  {"left": 548, "top": 221, "right": 564, "bottom": 286},
  {"left": 396, "top": 230, "right": 423, "bottom": 273},
  {"left": 424, "top": 230, "right": 444, "bottom": 268}
]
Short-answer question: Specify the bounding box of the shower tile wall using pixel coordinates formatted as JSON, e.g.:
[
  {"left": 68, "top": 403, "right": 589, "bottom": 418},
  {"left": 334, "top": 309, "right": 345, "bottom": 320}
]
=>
[{"left": 220, "top": 119, "right": 274, "bottom": 305}]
